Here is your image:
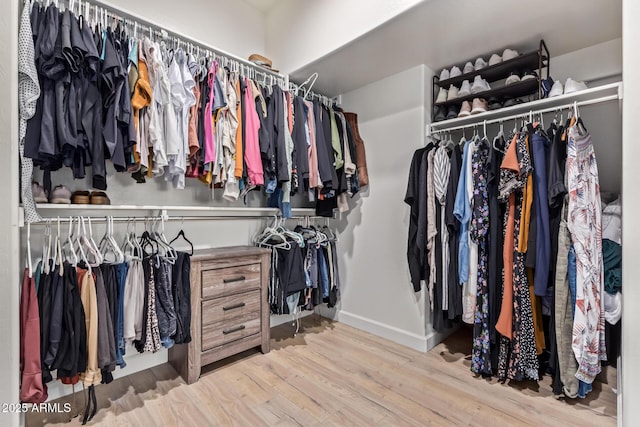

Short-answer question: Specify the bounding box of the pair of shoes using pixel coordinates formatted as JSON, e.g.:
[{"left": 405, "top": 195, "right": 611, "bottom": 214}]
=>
[
  {"left": 32, "top": 182, "right": 49, "bottom": 204},
  {"left": 463, "top": 57, "right": 488, "bottom": 74},
  {"left": 439, "top": 65, "right": 462, "bottom": 81},
  {"left": 433, "top": 105, "right": 461, "bottom": 122},
  {"left": 458, "top": 98, "right": 489, "bottom": 117},
  {"left": 548, "top": 78, "right": 588, "bottom": 98},
  {"left": 488, "top": 97, "right": 503, "bottom": 110},
  {"left": 503, "top": 97, "right": 524, "bottom": 108},
  {"left": 436, "top": 84, "right": 463, "bottom": 103},
  {"left": 505, "top": 70, "right": 538, "bottom": 85},
  {"left": 471, "top": 76, "right": 491, "bottom": 94},
  {"left": 49, "top": 185, "right": 71, "bottom": 204},
  {"left": 483, "top": 48, "right": 520, "bottom": 68},
  {"left": 71, "top": 190, "right": 111, "bottom": 205}
]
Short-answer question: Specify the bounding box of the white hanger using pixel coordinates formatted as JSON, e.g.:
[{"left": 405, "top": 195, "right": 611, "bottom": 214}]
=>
[
  {"left": 63, "top": 217, "right": 79, "bottom": 266},
  {"left": 85, "top": 217, "right": 104, "bottom": 265},
  {"left": 26, "top": 223, "right": 33, "bottom": 278}
]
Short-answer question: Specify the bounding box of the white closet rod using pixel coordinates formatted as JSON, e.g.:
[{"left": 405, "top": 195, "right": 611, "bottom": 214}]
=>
[
  {"left": 66, "top": 0, "right": 286, "bottom": 83},
  {"left": 30, "top": 215, "right": 332, "bottom": 224},
  {"left": 430, "top": 94, "right": 619, "bottom": 134}
]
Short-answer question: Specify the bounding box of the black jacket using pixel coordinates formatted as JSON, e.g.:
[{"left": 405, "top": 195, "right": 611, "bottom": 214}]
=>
[
  {"left": 292, "top": 96, "right": 310, "bottom": 192},
  {"left": 154, "top": 258, "right": 177, "bottom": 346},
  {"left": 37, "top": 262, "right": 53, "bottom": 383},
  {"left": 56, "top": 263, "right": 87, "bottom": 379},
  {"left": 171, "top": 252, "right": 192, "bottom": 344}
]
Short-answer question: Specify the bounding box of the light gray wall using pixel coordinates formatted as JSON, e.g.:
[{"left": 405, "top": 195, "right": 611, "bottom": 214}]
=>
[{"left": 322, "top": 65, "right": 431, "bottom": 351}]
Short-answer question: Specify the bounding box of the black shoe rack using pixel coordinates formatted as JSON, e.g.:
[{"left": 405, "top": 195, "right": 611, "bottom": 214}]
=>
[{"left": 432, "top": 39, "right": 550, "bottom": 122}]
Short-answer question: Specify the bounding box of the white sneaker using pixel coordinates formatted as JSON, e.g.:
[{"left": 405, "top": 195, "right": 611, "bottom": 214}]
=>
[
  {"left": 505, "top": 72, "right": 521, "bottom": 86},
  {"left": 447, "top": 84, "right": 459, "bottom": 101},
  {"left": 548, "top": 80, "right": 564, "bottom": 97},
  {"left": 450, "top": 66, "right": 462, "bottom": 78},
  {"left": 463, "top": 61, "right": 474, "bottom": 74},
  {"left": 458, "top": 80, "right": 472, "bottom": 97},
  {"left": 435, "top": 87, "right": 448, "bottom": 103},
  {"left": 564, "top": 78, "right": 588, "bottom": 94},
  {"left": 471, "top": 75, "right": 491, "bottom": 94},
  {"left": 488, "top": 53, "right": 502, "bottom": 66},
  {"left": 439, "top": 68, "right": 450, "bottom": 81},
  {"left": 502, "top": 48, "right": 519, "bottom": 61},
  {"left": 474, "top": 57, "right": 487, "bottom": 71}
]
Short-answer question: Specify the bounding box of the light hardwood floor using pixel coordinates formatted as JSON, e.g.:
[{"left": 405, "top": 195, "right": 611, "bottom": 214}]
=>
[{"left": 27, "top": 316, "right": 617, "bottom": 426}]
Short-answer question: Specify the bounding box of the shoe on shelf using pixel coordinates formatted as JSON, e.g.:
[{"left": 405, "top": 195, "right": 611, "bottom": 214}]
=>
[
  {"left": 502, "top": 48, "right": 519, "bottom": 61},
  {"left": 505, "top": 72, "right": 521, "bottom": 86},
  {"left": 90, "top": 191, "right": 111, "bottom": 205},
  {"left": 474, "top": 57, "right": 487, "bottom": 71},
  {"left": 436, "top": 87, "right": 448, "bottom": 103},
  {"left": 446, "top": 105, "right": 459, "bottom": 120},
  {"left": 447, "top": 84, "right": 459, "bottom": 101},
  {"left": 471, "top": 75, "right": 491, "bottom": 94},
  {"left": 32, "top": 182, "right": 48, "bottom": 204},
  {"left": 564, "top": 78, "right": 588, "bottom": 94},
  {"left": 433, "top": 105, "right": 446, "bottom": 122},
  {"left": 458, "top": 80, "right": 472, "bottom": 97},
  {"left": 488, "top": 97, "right": 503, "bottom": 110},
  {"left": 71, "top": 190, "right": 90, "bottom": 204},
  {"left": 458, "top": 101, "right": 472, "bottom": 117},
  {"left": 521, "top": 70, "right": 538, "bottom": 81},
  {"left": 49, "top": 185, "right": 71, "bottom": 204},
  {"left": 463, "top": 61, "right": 474, "bottom": 74},
  {"left": 541, "top": 76, "right": 555, "bottom": 98},
  {"left": 471, "top": 98, "right": 488, "bottom": 114},
  {"left": 549, "top": 80, "right": 564, "bottom": 97},
  {"left": 488, "top": 53, "right": 502, "bottom": 66},
  {"left": 439, "top": 68, "right": 450, "bottom": 81},
  {"left": 450, "top": 66, "right": 462, "bottom": 78}
]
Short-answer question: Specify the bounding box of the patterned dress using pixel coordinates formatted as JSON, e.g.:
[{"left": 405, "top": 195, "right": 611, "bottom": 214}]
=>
[
  {"left": 470, "top": 138, "right": 491, "bottom": 375},
  {"left": 497, "top": 132, "right": 540, "bottom": 381}
]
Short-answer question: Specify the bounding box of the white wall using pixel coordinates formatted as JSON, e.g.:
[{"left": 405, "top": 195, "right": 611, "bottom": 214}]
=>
[
  {"left": 264, "top": 0, "right": 423, "bottom": 73},
  {"left": 0, "top": 0, "right": 20, "bottom": 425},
  {"left": 322, "top": 66, "right": 430, "bottom": 351},
  {"left": 102, "top": 0, "right": 266, "bottom": 59},
  {"left": 622, "top": 0, "right": 639, "bottom": 424}
]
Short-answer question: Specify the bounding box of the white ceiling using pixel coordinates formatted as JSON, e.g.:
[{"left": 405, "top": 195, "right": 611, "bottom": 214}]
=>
[
  {"left": 241, "top": 0, "right": 283, "bottom": 13},
  {"left": 290, "top": 0, "right": 622, "bottom": 96}
]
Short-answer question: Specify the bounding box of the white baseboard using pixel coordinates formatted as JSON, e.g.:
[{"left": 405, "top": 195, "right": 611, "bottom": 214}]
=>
[{"left": 338, "top": 310, "right": 428, "bottom": 352}]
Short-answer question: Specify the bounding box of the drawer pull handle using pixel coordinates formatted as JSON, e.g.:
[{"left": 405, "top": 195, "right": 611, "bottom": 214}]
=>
[
  {"left": 223, "top": 325, "right": 246, "bottom": 335},
  {"left": 223, "top": 276, "right": 246, "bottom": 283},
  {"left": 223, "top": 302, "right": 246, "bottom": 311}
]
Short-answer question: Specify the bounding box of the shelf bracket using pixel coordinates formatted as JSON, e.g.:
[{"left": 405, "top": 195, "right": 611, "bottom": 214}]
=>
[{"left": 160, "top": 209, "right": 169, "bottom": 222}]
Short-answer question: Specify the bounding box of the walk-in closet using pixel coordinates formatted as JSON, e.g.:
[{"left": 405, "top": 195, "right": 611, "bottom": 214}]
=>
[{"left": 0, "top": 0, "right": 636, "bottom": 425}]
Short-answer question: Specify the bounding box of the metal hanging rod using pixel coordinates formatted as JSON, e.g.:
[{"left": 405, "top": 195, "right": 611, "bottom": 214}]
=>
[
  {"left": 43, "top": 0, "right": 287, "bottom": 84},
  {"left": 28, "top": 215, "right": 333, "bottom": 225},
  {"left": 429, "top": 94, "right": 620, "bottom": 135}
]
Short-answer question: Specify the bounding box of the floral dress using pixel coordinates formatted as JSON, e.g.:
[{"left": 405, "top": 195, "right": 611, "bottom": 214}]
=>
[
  {"left": 470, "top": 138, "right": 491, "bottom": 375},
  {"left": 497, "top": 132, "right": 540, "bottom": 381}
]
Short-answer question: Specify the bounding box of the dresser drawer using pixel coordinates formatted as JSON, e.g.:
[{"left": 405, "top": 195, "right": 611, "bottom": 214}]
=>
[
  {"left": 201, "top": 263, "right": 261, "bottom": 299},
  {"left": 201, "top": 313, "right": 261, "bottom": 351},
  {"left": 202, "top": 290, "right": 261, "bottom": 325}
]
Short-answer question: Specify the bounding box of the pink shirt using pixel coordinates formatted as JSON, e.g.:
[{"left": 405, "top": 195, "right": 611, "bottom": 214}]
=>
[
  {"left": 243, "top": 78, "right": 264, "bottom": 186},
  {"left": 305, "top": 100, "right": 319, "bottom": 189},
  {"left": 203, "top": 63, "right": 216, "bottom": 165}
]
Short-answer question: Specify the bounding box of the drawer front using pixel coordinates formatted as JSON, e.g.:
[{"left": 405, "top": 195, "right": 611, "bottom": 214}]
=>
[
  {"left": 201, "top": 263, "right": 261, "bottom": 299},
  {"left": 201, "top": 313, "right": 261, "bottom": 351},
  {"left": 202, "top": 290, "right": 261, "bottom": 325}
]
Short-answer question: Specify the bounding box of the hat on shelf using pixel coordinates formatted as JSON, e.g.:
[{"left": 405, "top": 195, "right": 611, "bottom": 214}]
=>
[{"left": 248, "top": 54, "right": 279, "bottom": 73}]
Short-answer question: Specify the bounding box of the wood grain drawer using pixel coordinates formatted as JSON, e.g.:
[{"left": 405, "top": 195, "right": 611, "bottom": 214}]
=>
[
  {"left": 201, "top": 263, "right": 261, "bottom": 299},
  {"left": 202, "top": 290, "right": 260, "bottom": 325},
  {"left": 201, "top": 313, "right": 261, "bottom": 351}
]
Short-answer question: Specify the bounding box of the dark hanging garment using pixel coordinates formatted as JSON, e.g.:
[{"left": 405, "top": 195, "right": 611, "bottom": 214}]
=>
[
  {"left": 487, "top": 138, "right": 505, "bottom": 368},
  {"left": 172, "top": 252, "right": 192, "bottom": 345},
  {"left": 313, "top": 100, "right": 334, "bottom": 190},
  {"left": 404, "top": 145, "right": 431, "bottom": 292},
  {"left": 37, "top": 262, "right": 53, "bottom": 383},
  {"left": 446, "top": 145, "right": 463, "bottom": 318},
  {"left": 292, "top": 96, "right": 310, "bottom": 191},
  {"left": 56, "top": 263, "right": 86, "bottom": 382},
  {"left": 44, "top": 264, "right": 64, "bottom": 367},
  {"left": 321, "top": 105, "right": 339, "bottom": 190},
  {"left": 262, "top": 86, "right": 277, "bottom": 184},
  {"left": 271, "top": 85, "right": 289, "bottom": 183},
  {"left": 154, "top": 258, "right": 177, "bottom": 349}
]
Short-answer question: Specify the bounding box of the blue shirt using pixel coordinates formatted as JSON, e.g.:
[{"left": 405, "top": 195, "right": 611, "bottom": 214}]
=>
[{"left": 454, "top": 140, "right": 473, "bottom": 284}]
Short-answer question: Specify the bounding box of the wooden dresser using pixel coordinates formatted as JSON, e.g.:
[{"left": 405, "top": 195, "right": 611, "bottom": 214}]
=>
[{"left": 168, "top": 246, "right": 271, "bottom": 384}]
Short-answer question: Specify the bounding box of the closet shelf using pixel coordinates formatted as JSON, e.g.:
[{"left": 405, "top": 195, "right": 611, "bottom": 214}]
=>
[
  {"left": 26, "top": 205, "right": 319, "bottom": 220},
  {"left": 429, "top": 81, "right": 622, "bottom": 132},
  {"left": 434, "top": 79, "right": 539, "bottom": 108},
  {"left": 436, "top": 50, "right": 548, "bottom": 88}
]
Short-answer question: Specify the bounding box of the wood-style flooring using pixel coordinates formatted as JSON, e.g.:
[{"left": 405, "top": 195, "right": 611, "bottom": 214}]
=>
[{"left": 27, "top": 316, "right": 617, "bottom": 426}]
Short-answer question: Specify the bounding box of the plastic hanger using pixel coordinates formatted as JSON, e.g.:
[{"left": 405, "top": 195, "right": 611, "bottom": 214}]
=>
[
  {"left": 62, "top": 217, "right": 79, "bottom": 266},
  {"left": 169, "top": 219, "right": 194, "bottom": 256}
]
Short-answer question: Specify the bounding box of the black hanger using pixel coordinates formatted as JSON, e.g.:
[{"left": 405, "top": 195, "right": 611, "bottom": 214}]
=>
[
  {"left": 170, "top": 229, "right": 194, "bottom": 256},
  {"left": 138, "top": 230, "right": 157, "bottom": 258}
]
